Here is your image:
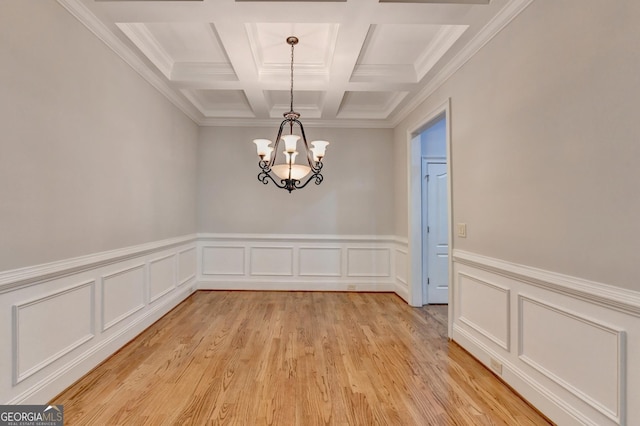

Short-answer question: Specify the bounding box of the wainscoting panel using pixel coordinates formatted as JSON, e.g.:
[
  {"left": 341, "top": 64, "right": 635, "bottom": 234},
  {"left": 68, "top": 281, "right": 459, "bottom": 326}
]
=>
[
  {"left": 0, "top": 235, "right": 197, "bottom": 405},
  {"left": 452, "top": 250, "right": 639, "bottom": 426},
  {"left": 101, "top": 264, "right": 145, "bottom": 331},
  {"left": 178, "top": 248, "right": 196, "bottom": 286},
  {"left": 299, "top": 247, "right": 341, "bottom": 277},
  {"left": 250, "top": 247, "right": 294, "bottom": 276},
  {"left": 198, "top": 234, "right": 398, "bottom": 292},
  {"left": 149, "top": 254, "right": 177, "bottom": 303},
  {"left": 13, "top": 281, "right": 94, "bottom": 385},
  {"left": 519, "top": 296, "right": 625, "bottom": 423},
  {"left": 346, "top": 248, "right": 391, "bottom": 277},
  {"left": 457, "top": 272, "right": 510, "bottom": 351},
  {"left": 202, "top": 246, "right": 245, "bottom": 276}
]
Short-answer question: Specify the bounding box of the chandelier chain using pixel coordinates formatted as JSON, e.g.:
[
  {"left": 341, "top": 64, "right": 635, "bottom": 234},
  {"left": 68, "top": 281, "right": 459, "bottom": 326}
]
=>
[{"left": 290, "top": 41, "right": 294, "bottom": 113}]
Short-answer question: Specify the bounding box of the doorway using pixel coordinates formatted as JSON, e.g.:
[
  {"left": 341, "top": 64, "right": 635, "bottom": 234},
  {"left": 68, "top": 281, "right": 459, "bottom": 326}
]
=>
[{"left": 407, "top": 99, "right": 453, "bottom": 336}]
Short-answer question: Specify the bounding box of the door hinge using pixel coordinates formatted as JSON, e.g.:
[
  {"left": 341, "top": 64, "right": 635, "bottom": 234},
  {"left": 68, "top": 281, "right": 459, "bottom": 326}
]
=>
[
  {"left": 426, "top": 174, "right": 430, "bottom": 182},
  {"left": 427, "top": 278, "right": 430, "bottom": 285},
  {"left": 427, "top": 226, "right": 430, "bottom": 233}
]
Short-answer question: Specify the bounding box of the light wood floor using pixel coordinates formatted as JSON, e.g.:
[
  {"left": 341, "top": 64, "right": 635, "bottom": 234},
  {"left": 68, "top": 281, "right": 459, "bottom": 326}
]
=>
[{"left": 53, "top": 291, "right": 551, "bottom": 425}]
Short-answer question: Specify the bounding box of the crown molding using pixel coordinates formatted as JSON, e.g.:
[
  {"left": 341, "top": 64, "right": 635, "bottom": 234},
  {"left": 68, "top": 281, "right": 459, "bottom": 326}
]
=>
[
  {"left": 56, "top": 0, "right": 202, "bottom": 124},
  {"left": 116, "top": 23, "right": 174, "bottom": 79},
  {"left": 414, "top": 25, "right": 468, "bottom": 81}
]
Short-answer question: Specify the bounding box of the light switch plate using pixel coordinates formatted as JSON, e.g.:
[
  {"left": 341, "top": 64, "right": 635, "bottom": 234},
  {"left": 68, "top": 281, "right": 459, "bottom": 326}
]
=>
[{"left": 457, "top": 223, "right": 467, "bottom": 238}]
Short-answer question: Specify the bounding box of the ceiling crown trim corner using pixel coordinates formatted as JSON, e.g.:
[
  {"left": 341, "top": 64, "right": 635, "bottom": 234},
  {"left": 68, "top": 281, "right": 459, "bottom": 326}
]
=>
[{"left": 389, "top": 0, "right": 535, "bottom": 127}]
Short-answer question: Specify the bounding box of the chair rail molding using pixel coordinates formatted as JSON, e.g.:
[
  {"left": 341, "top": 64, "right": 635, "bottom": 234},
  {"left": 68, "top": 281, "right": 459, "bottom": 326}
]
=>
[
  {"left": 0, "top": 234, "right": 197, "bottom": 295},
  {"left": 453, "top": 249, "right": 640, "bottom": 317}
]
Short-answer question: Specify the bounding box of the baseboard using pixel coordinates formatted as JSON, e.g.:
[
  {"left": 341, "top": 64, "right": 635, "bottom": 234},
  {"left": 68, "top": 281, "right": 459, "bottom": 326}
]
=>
[
  {"left": 453, "top": 324, "right": 592, "bottom": 426},
  {"left": 197, "top": 280, "right": 395, "bottom": 292}
]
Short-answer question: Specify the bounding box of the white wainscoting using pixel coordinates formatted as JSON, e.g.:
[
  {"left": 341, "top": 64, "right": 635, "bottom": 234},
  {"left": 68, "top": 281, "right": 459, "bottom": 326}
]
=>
[
  {"left": 457, "top": 272, "right": 510, "bottom": 351},
  {"left": 393, "top": 240, "right": 409, "bottom": 302},
  {"left": 198, "top": 234, "right": 404, "bottom": 293},
  {"left": 299, "top": 247, "right": 342, "bottom": 277},
  {"left": 101, "top": 264, "right": 145, "bottom": 332},
  {"left": 177, "top": 247, "right": 196, "bottom": 286},
  {"left": 250, "top": 247, "right": 294, "bottom": 277},
  {"left": 13, "top": 281, "right": 95, "bottom": 385},
  {"left": 452, "top": 250, "right": 640, "bottom": 426},
  {"left": 148, "top": 254, "right": 177, "bottom": 304},
  {"left": 0, "top": 235, "right": 197, "bottom": 405}
]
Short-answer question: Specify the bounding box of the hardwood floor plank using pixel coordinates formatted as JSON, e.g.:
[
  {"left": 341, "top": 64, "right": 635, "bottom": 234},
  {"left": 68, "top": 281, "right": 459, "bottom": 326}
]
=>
[{"left": 52, "top": 291, "right": 551, "bottom": 425}]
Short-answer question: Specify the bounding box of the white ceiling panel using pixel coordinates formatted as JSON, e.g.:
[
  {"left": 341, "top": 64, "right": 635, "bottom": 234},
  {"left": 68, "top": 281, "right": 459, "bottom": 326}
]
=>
[
  {"left": 61, "top": 0, "right": 530, "bottom": 126},
  {"left": 182, "top": 89, "right": 254, "bottom": 117},
  {"left": 338, "top": 91, "right": 408, "bottom": 119},
  {"left": 246, "top": 23, "right": 338, "bottom": 78},
  {"left": 358, "top": 24, "right": 443, "bottom": 65},
  {"left": 266, "top": 90, "right": 325, "bottom": 118},
  {"left": 352, "top": 24, "right": 468, "bottom": 83},
  {"left": 144, "top": 22, "right": 228, "bottom": 63}
]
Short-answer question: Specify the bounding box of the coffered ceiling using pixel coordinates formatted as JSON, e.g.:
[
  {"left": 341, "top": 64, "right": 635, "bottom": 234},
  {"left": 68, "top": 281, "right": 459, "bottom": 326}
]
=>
[{"left": 58, "top": 0, "right": 532, "bottom": 127}]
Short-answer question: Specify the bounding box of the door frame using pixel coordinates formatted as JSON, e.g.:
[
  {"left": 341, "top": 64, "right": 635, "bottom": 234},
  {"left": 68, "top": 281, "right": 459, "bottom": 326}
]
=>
[{"left": 406, "top": 98, "right": 454, "bottom": 337}]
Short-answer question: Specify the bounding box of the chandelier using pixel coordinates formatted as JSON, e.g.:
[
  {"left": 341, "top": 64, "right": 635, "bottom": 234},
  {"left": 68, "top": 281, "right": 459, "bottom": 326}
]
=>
[{"left": 252, "top": 36, "right": 329, "bottom": 193}]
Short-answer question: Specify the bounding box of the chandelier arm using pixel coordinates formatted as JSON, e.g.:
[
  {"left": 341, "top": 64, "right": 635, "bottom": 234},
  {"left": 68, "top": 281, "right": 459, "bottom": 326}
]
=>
[
  {"left": 258, "top": 168, "right": 288, "bottom": 189},
  {"left": 269, "top": 118, "right": 290, "bottom": 168},
  {"left": 311, "top": 160, "right": 323, "bottom": 174},
  {"left": 292, "top": 119, "right": 315, "bottom": 167},
  {"left": 258, "top": 159, "right": 271, "bottom": 172},
  {"left": 293, "top": 171, "right": 324, "bottom": 190}
]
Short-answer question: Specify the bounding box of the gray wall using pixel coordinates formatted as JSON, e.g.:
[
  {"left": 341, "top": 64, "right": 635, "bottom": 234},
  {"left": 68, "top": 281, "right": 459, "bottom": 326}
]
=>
[
  {"left": 394, "top": 0, "right": 640, "bottom": 291},
  {"left": 198, "top": 126, "right": 394, "bottom": 236},
  {"left": 0, "top": 1, "right": 199, "bottom": 271}
]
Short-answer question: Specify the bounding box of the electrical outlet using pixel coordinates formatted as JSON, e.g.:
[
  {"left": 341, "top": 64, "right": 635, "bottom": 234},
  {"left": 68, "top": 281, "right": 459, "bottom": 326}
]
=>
[
  {"left": 347, "top": 285, "right": 356, "bottom": 291},
  {"left": 490, "top": 358, "right": 503, "bottom": 375},
  {"left": 457, "top": 223, "right": 467, "bottom": 238}
]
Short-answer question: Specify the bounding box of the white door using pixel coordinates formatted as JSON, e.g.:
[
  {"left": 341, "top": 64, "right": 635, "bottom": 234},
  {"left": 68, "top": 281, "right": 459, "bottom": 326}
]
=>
[{"left": 425, "top": 162, "right": 449, "bottom": 304}]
